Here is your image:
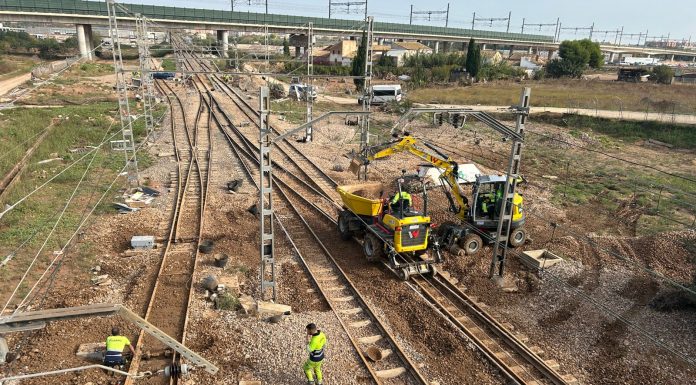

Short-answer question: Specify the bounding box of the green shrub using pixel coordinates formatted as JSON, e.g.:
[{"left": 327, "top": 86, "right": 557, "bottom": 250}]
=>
[{"left": 215, "top": 292, "right": 240, "bottom": 310}]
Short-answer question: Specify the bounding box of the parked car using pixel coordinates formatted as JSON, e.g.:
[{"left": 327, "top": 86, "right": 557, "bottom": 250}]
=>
[
  {"left": 152, "top": 72, "right": 175, "bottom": 80},
  {"left": 288, "top": 84, "right": 317, "bottom": 101}
]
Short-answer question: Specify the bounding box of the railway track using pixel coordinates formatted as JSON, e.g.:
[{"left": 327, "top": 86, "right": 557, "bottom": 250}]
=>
[
  {"left": 125, "top": 79, "right": 212, "bottom": 385},
  {"left": 206, "top": 68, "right": 340, "bottom": 202},
  {"left": 179, "top": 49, "right": 576, "bottom": 385},
  {"left": 204, "top": 87, "right": 427, "bottom": 385}
]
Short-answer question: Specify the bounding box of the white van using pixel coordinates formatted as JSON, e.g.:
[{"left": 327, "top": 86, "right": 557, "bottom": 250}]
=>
[{"left": 359, "top": 84, "right": 402, "bottom": 105}]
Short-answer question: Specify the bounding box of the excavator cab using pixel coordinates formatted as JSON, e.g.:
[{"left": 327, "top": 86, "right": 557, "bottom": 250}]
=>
[{"left": 468, "top": 175, "right": 526, "bottom": 247}]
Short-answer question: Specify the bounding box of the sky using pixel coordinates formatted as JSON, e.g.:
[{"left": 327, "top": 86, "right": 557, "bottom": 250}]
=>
[{"left": 122, "top": 0, "right": 696, "bottom": 43}]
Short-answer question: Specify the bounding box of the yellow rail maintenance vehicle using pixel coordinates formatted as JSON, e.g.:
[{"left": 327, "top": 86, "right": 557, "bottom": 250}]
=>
[
  {"left": 356, "top": 135, "right": 527, "bottom": 258},
  {"left": 336, "top": 176, "right": 442, "bottom": 280}
]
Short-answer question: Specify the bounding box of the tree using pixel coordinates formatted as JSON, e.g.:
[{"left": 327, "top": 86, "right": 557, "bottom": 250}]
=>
[
  {"left": 546, "top": 58, "right": 585, "bottom": 78},
  {"left": 651, "top": 65, "right": 674, "bottom": 84},
  {"left": 547, "top": 39, "right": 603, "bottom": 78},
  {"left": 351, "top": 31, "right": 367, "bottom": 90},
  {"left": 577, "top": 39, "right": 603, "bottom": 68},
  {"left": 465, "top": 38, "right": 481, "bottom": 79},
  {"left": 282, "top": 37, "right": 290, "bottom": 57}
]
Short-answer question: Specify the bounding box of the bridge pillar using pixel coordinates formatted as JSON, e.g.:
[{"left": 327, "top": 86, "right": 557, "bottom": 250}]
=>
[
  {"left": 692, "top": 56, "right": 696, "bottom": 62},
  {"left": 609, "top": 52, "right": 616, "bottom": 63},
  {"left": 76, "top": 24, "right": 93, "bottom": 60},
  {"left": 295, "top": 46, "right": 301, "bottom": 58},
  {"left": 670, "top": 54, "right": 674, "bottom": 61},
  {"left": 547, "top": 50, "right": 556, "bottom": 60},
  {"left": 217, "top": 30, "right": 229, "bottom": 58},
  {"left": 434, "top": 41, "right": 440, "bottom": 54},
  {"left": 377, "top": 37, "right": 384, "bottom": 45},
  {"left": 480, "top": 43, "right": 487, "bottom": 51},
  {"left": 527, "top": 46, "right": 533, "bottom": 54}
]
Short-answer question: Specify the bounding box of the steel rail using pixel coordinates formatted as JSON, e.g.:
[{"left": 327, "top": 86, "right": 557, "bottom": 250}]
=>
[
  {"left": 182, "top": 49, "right": 572, "bottom": 385},
  {"left": 125, "top": 79, "right": 209, "bottom": 385}
]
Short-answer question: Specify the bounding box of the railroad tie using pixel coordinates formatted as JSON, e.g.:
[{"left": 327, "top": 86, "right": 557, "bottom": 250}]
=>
[
  {"left": 348, "top": 320, "right": 371, "bottom": 328},
  {"left": 509, "top": 366, "right": 526, "bottom": 376},
  {"left": 375, "top": 367, "right": 407, "bottom": 379},
  {"left": 316, "top": 275, "right": 339, "bottom": 282},
  {"left": 529, "top": 346, "right": 544, "bottom": 357},
  {"left": 562, "top": 374, "right": 579, "bottom": 384},
  {"left": 455, "top": 316, "right": 476, "bottom": 328},
  {"left": 331, "top": 295, "right": 354, "bottom": 302},
  {"left": 324, "top": 286, "right": 345, "bottom": 291},
  {"left": 339, "top": 307, "right": 363, "bottom": 315},
  {"left": 544, "top": 359, "right": 560, "bottom": 371},
  {"left": 443, "top": 306, "right": 458, "bottom": 314},
  {"left": 357, "top": 335, "right": 382, "bottom": 344}
]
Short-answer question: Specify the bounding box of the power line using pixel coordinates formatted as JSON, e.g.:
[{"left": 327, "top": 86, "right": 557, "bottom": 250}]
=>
[
  {"left": 409, "top": 3, "right": 449, "bottom": 27},
  {"left": 328, "top": 0, "right": 367, "bottom": 20},
  {"left": 471, "top": 11, "right": 512, "bottom": 33},
  {"left": 2, "top": 119, "right": 115, "bottom": 314},
  {"left": 524, "top": 129, "right": 696, "bottom": 184}
]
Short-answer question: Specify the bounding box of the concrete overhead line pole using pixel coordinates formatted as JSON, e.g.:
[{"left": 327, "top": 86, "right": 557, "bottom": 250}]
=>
[{"left": 106, "top": 0, "right": 139, "bottom": 186}]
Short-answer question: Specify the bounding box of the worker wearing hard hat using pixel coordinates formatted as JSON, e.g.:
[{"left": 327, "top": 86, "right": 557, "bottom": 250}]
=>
[{"left": 303, "top": 323, "right": 327, "bottom": 385}]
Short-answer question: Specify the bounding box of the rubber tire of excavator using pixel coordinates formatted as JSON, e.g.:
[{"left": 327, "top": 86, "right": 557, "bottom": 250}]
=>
[
  {"left": 460, "top": 233, "right": 483, "bottom": 256},
  {"left": 338, "top": 211, "right": 352, "bottom": 241},
  {"left": 508, "top": 227, "right": 527, "bottom": 248},
  {"left": 363, "top": 233, "right": 384, "bottom": 262}
]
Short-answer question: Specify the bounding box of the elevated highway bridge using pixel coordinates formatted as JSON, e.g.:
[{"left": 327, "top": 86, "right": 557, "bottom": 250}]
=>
[{"left": 1, "top": 0, "right": 694, "bottom": 63}]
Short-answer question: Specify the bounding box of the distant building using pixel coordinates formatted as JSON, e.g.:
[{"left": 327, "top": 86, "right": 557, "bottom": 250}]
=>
[
  {"left": 385, "top": 41, "right": 433, "bottom": 66},
  {"left": 328, "top": 40, "right": 358, "bottom": 66},
  {"left": 481, "top": 51, "right": 503, "bottom": 65},
  {"left": 645, "top": 39, "right": 680, "bottom": 48},
  {"left": 309, "top": 46, "right": 331, "bottom": 65}
]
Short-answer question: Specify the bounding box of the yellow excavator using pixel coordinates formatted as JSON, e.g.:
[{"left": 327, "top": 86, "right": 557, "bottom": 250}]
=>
[{"left": 356, "top": 135, "right": 527, "bottom": 257}]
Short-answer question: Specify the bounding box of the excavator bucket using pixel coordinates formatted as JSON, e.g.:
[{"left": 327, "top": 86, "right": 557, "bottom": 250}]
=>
[
  {"left": 349, "top": 157, "right": 363, "bottom": 175},
  {"left": 347, "top": 151, "right": 369, "bottom": 176}
]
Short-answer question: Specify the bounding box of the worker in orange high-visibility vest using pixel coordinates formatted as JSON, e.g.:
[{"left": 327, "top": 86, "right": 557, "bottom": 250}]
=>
[{"left": 303, "top": 323, "right": 327, "bottom": 385}]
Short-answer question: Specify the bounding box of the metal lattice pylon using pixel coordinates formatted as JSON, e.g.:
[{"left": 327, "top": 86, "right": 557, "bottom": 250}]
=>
[
  {"left": 135, "top": 13, "right": 155, "bottom": 138},
  {"left": 358, "top": 16, "right": 374, "bottom": 179},
  {"left": 106, "top": 0, "right": 139, "bottom": 185},
  {"left": 489, "top": 87, "right": 531, "bottom": 277},
  {"left": 258, "top": 87, "right": 276, "bottom": 301}
]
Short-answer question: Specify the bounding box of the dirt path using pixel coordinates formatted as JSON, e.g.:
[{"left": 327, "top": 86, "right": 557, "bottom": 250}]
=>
[
  {"left": 0, "top": 73, "right": 30, "bottom": 97},
  {"left": 418, "top": 103, "right": 696, "bottom": 125}
]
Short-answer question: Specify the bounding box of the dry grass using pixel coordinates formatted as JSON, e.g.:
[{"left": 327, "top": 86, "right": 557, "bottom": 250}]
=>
[{"left": 408, "top": 79, "right": 696, "bottom": 115}]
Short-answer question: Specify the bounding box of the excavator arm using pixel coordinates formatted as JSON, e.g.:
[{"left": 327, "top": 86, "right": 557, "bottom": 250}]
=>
[{"left": 364, "top": 136, "right": 469, "bottom": 219}]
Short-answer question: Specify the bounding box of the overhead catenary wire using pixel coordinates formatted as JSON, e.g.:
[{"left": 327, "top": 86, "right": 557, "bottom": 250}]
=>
[
  {"left": 2, "top": 119, "right": 116, "bottom": 314},
  {"left": 1, "top": 41, "right": 107, "bottom": 110},
  {"left": 13, "top": 109, "right": 169, "bottom": 313},
  {"left": 415, "top": 135, "right": 696, "bottom": 298},
  {"left": 524, "top": 128, "right": 696, "bottom": 185},
  {"left": 0, "top": 128, "right": 124, "bottom": 221}
]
